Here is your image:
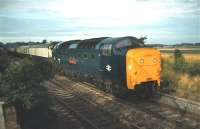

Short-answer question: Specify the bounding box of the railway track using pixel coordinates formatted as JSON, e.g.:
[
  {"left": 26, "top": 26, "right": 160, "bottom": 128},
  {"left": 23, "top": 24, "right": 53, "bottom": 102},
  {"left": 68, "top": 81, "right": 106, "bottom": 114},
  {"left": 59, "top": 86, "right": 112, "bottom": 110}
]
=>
[
  {"left": 155, "top": 92, "right": 200, "bottom": 116},
  {"left": 45, "top": 80, "right": 129, "bottom": 129},
  {"left": 50, "top": 75, "right": 200, "bottom": 129},
  {"left": 83, "top": 80, "right": 200, "bottom": 122},
  {"left": 52, "top": 102, "right": 97, "bottom": 129}
]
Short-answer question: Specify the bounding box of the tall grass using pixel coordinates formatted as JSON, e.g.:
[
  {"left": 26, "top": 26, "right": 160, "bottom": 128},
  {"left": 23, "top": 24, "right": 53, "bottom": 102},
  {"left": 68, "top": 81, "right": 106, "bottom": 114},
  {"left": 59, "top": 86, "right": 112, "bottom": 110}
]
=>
[{"left": 161, "top": 52, "right": 200, "bottom": 101}]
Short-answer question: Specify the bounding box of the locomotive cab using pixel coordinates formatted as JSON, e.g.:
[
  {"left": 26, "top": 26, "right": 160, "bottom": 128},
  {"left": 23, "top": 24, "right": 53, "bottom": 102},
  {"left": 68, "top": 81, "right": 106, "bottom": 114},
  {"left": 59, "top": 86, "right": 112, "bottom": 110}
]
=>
[
  {"left": 126, "top": 48, "right": 161, "bottom": 90},
  {"left": 109, "top": 37, "right": 161, "bottom": 96}
]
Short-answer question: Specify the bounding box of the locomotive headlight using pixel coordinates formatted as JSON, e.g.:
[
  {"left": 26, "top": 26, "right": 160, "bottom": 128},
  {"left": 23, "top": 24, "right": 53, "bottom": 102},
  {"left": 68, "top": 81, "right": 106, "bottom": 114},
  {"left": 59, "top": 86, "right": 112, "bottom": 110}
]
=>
[
  {"left": 128, "top": 65, "right": 132, "bottom": 70},
  {"left": 152, "top": 58, "right": 157, "bottom": 63},
  {"left": 140, "top": 59, "right": 144, "bottom": 64}
]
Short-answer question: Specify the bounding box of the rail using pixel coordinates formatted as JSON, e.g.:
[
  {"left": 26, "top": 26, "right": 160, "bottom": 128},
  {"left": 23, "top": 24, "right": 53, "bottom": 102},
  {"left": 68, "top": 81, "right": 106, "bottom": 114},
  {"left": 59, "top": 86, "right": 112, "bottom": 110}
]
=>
[
  {"left": 54, "top": 76, "right": 200, "bottom": 129},
  {"left": 45, "top": 80, "right": 129, "bottom": 129},
  {"left": 156, "top": 93, "right": 200, "bottom": 116}
]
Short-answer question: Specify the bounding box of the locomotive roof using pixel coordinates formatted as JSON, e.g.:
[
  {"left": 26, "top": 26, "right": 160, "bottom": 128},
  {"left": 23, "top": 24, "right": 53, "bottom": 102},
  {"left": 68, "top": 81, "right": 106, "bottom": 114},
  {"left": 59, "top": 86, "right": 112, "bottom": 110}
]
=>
[
  {"left": 60, "top": 40, "right": 81, "bottom": 48},
  {"left": 57, "top": 36, "right": 143, "bottom": 50},
  {"left": 99, "top": 36, "right": 141, "bottom": 44},
  {"left": 77, "top": 37, "right": 108, "bottom": 49},
  {"left": 96, "top": 36, "right": 144, "bottom": 49}
]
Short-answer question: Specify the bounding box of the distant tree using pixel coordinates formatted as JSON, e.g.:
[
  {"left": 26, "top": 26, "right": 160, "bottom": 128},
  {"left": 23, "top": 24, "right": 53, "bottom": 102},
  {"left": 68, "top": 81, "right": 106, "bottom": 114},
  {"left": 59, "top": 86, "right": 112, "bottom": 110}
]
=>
[
  {"left": 195, "top": 43, "right": 200, "bottom": 46},
  {"left": 0, "top": 42, "right": 4, "bottom": 47},
  {"left": 42, "top": 39, "right": 47, "bottom": 44}
]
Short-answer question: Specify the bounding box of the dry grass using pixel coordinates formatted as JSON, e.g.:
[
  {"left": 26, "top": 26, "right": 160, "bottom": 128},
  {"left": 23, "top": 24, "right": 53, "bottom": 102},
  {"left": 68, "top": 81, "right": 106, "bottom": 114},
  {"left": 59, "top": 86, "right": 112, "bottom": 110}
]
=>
[
  {"left": 175, "top": 74, "right": 200, "bottom": 101},
  {"left": 161, "top": 56, "right": 200, "bottom": 101},
  {"left": 183, "top": 54, "right": 200, "bottom": 61},
  {"left": 161, "top": 54, "right": 174, "bottom": 63}
]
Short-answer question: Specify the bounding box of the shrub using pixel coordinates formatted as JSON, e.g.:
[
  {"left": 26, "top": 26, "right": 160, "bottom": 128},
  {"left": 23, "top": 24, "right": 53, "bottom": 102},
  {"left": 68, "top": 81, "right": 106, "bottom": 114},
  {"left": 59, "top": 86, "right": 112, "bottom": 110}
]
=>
[
  {"left": 173, "top": 49, "right": 187, "bottom": 72},
  {"left": 0, "top": 57, "right": 57, "bottom": 129},
  {"left": 161, "top": 60, "right": 180, "bottom": 91},
  {"left": 161, "top": 55, "right": 200, "bottom": 101},
  {"left": 185, "top": 61, "right": 200, "bottom": 76}
]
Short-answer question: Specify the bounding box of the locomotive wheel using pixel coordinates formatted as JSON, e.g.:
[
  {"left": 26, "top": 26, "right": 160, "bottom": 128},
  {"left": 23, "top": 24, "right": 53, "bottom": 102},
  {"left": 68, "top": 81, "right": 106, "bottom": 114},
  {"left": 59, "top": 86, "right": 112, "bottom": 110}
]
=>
[
  {"left": 146, "top": 85, "right": 153, "bottom": 97},
  {"left": 153, "top": 85, "right": 158, "bottom": 95},
  {"left": 145, "top": 84, "right": 158, "bottom": 98},
  {"left": 105, "top": 84, "right": 112, "bottom": 93},
  {"left": 149, "top": 83, "right": 159, "bottom": 97},
  {"left": 112, "top": 84, "right": 128, "bottom": 98},
  {"left": 97, "top": 81, "right": 104, "bottom": 90}
]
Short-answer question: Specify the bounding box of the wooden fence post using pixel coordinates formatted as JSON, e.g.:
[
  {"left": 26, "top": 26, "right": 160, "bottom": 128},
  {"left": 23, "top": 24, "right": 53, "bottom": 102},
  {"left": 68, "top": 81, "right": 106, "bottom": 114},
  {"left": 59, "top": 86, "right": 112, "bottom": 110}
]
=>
[{"left": 0, "top": 101, "right": 6, "bottom": 129}]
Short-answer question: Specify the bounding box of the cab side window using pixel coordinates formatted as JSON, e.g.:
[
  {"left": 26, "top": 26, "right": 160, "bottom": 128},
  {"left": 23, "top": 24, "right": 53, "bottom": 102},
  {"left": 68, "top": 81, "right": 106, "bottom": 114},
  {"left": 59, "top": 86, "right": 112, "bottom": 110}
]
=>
[
  {"left": 100, "top": 44, "right": 112, "bottom": 56},
  {"left": 114, "top": 39, "right": 132, "bottom": 55},
  {"left": 115, "top": 39, "right": 132, "bottom": 49}
]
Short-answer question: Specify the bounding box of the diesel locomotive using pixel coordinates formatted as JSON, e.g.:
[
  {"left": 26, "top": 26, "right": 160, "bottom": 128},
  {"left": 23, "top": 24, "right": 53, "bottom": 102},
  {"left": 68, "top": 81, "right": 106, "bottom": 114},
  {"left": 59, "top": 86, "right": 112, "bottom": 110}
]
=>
[
  {"left": 52, "top": 36, "right": 161, "bottom": 96},
  {"left": 9, "top": 36, "right": 161, "bottom": 97}
]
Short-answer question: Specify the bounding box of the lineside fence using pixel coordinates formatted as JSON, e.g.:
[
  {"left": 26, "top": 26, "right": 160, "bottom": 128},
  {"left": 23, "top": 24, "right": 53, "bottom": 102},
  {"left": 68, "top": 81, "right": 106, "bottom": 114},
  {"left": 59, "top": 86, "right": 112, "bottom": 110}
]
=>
[{"left": 0, "top": 101, "right": 6, "bottom": 129}]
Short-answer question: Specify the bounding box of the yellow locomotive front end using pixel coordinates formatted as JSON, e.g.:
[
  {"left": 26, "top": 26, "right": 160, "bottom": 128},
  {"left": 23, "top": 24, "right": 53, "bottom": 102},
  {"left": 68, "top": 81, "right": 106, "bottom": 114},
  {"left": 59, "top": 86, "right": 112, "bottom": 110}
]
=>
[{"left": 126, "top": 48, "right": 161, "bottom": 90}]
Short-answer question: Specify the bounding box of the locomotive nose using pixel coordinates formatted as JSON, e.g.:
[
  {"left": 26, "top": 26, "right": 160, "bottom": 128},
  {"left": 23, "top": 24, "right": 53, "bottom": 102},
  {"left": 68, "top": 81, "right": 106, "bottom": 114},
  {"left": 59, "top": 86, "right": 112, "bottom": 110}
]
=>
[{"left": 126, "top": 48, "right": 161, "bottom": 89}]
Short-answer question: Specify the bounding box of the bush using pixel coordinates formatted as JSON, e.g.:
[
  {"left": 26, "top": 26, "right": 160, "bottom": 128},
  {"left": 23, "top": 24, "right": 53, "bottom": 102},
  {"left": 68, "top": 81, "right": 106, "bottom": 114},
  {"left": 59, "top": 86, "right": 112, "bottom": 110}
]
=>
[
  {"left": 161, "top": 60, "right": 180, "bottom": 90},
  {"left": 0, "top": 57, "right": 57, "bottom": 129},
  {"left": 185, "top": 61, "right": 200, "bottom": 76},
  {"left": 161, "top": 55, "right": 200, "bottom": 101},
  {"left": 173, "top": 49, "right": 187, "bottom": 72}
]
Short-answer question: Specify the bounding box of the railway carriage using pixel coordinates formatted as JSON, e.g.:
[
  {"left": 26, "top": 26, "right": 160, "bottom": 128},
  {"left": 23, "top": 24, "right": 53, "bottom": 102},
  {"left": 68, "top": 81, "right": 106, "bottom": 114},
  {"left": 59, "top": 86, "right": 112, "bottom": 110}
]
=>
[
  {"left": 52, "top": 36, "right": 161, "bottom": 96},
  {"left": 28, "top": 44, "right": 53, "bottom": 58},
  {"left": 14, "top": 44, "right": 54, "bottom": 58}
]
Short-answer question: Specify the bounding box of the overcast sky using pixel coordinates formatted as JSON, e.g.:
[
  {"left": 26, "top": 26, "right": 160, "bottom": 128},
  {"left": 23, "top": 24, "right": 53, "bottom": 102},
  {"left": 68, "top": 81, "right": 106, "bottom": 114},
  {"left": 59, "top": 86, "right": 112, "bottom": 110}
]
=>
[{"left": 0, "top": 0, "right": 199, "bottom": 44}]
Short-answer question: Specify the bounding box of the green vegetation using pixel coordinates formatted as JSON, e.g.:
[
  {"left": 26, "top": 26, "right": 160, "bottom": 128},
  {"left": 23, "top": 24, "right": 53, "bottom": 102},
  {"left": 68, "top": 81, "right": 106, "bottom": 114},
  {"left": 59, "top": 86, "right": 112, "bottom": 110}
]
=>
[
  {"left": 0, "top": 57, "right": 57, "bottom": 129},
  {"left": 162, "top": 49, "right": 200, "bottom": 101},
  {"left": 173, "top": 49, "right": 187, "bottom": 72}
]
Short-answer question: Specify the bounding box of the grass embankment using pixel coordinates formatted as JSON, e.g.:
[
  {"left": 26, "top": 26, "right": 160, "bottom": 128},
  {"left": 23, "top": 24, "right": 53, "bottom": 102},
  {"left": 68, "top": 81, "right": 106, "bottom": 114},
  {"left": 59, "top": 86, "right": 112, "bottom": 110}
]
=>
[{"left": 161, "top": 53, "right": 200, "bottom": 101}]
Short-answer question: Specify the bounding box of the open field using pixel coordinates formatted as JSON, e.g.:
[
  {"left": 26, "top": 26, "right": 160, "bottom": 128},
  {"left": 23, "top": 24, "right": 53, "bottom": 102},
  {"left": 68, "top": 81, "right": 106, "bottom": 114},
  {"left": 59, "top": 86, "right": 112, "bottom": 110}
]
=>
[
  {"left": 159, "top": 47, "right": 200, "bottom": 54},
  {"left": 161, "top": 54, "right": 200, "bottom": 62},
  {"left": 159, "top": 47, "right": 200, "bottom": 62}
]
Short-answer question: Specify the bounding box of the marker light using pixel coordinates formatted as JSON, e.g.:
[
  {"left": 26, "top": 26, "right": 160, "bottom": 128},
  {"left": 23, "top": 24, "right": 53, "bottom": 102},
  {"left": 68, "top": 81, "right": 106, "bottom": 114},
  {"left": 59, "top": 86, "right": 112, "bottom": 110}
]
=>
[
  {"left": 152, "top": 58, "right": 157, "bottom": 63},
  {"left": 140, "top": 59, "right": 144, "bottom": 64}
]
